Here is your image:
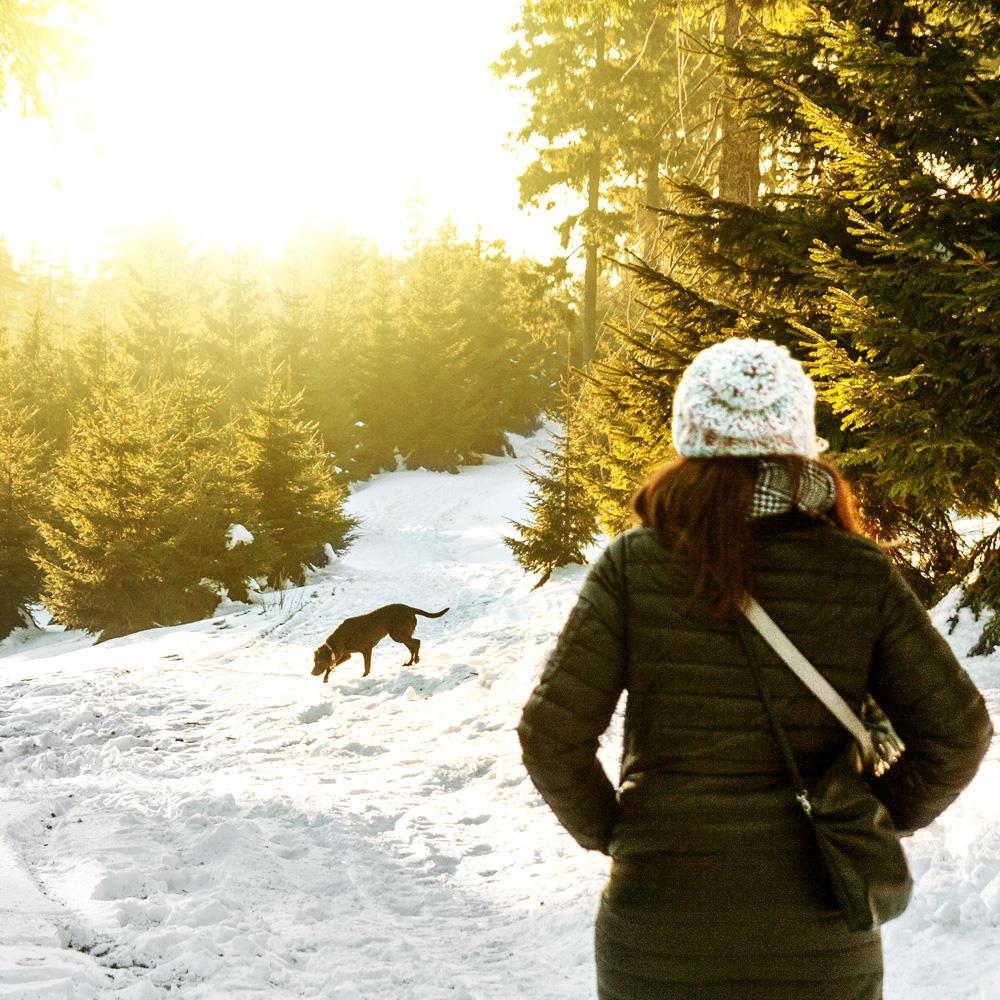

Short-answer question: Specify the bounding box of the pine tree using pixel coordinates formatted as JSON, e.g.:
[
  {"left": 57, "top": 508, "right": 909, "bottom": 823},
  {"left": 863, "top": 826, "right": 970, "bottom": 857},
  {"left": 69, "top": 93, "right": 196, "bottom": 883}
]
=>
[
  {"left": 201, "top": 249, "right": 267, "bottom": 413},
  {"left": 120, "top": 226, "right": 206, "bottom": 383},
  {"left": 156, "top": 378, "right": 277, "bottom": 605},
  {"left": 457, "top": 242, "right": 559, "bottom": 459},
  {"left": 496, "top": 0, "right": 769, "bottom": 534},
  {"left": 557, "top": 237, "right": 748, "bottom": 531},
  {"left": 569, "top": 2, "right": 863, "bottom": 537},
  {"left": 11, "top": 262, "right": 79, "bottom": 447},
  {"left": 498, "top": 2, "right": 727, "bottom": 354},
  {"left": 574, "top": 1, "right": 1000, "bottom": 647},
  {"left": 34, "top": 367, "right": 225, "bottom": 639},
  {"left": 271, "top": 275, "right": 316, "bottom": 393},
  {"left": 73, "top": 314, "right": 114, "bottom": 391},
  {"left": 685, "top": 0, "right": 1000, "bottom": 634},
  {"left": 393, "top": 225, "right": 473, "bottom": 471},
  {"left": 299, "top": 236, "right": 377, "bottom": 469},
  {"left": 788, "top": 3, "right": 1000, "bottom": 643},
  {"left": 350, "top": 252, "right": 409, "bottom": 477},
  {"left": 494, "top": 0, "right": 648, "bottom": 365},
  {"left": 385, "top": 228, "right": 561, "bottom": 472},
  {"left": 718, "top": 0, "right": 767, "bottom": 206},
  {"left": 236, "top": 375, "right": 354, "bottom": 587},
  {"left": 0, "top": 399, "right": 50, "bottom": 638},
  {"left": 505, "top": 421, "right": 600, "bottom": 588}
]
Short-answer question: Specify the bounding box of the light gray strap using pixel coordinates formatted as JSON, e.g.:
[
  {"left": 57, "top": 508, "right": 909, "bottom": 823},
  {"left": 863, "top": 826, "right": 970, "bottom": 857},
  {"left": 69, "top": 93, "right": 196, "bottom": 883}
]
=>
[{"left": 742, "top": 597, "right": 876, "bottom": 769}]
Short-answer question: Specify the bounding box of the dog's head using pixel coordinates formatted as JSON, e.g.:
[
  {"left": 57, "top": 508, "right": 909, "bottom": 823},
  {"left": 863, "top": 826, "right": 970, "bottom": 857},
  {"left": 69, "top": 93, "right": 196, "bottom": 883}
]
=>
[{"left": 312, "top": 643, "right": 334, "bottom": 677}]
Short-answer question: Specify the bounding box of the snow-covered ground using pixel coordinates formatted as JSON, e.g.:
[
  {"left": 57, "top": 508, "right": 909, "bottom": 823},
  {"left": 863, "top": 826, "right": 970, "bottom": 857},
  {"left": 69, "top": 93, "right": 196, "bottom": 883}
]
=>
[{"left": 1, "top": 431, "right": 998, "bottom": 1000}]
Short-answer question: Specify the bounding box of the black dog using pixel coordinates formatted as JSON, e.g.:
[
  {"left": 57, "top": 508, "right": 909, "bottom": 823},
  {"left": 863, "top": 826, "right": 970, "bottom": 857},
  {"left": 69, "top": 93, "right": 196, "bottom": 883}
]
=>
[{"left": 311, "top": 604, "right": 449, "bottom": 682}]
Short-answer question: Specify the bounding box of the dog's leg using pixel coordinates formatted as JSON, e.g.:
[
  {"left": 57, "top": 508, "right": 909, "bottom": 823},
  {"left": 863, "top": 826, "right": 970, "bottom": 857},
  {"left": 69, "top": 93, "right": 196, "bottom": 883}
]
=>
[
  {"left": 391, "top": 631, "right": 420, "bottom": 666},
  {"left": 362, "top": 649, "right": 372, "bottom": 677},
  {"left": 323, "top": 667, "right": 331, "bottom": 683}
]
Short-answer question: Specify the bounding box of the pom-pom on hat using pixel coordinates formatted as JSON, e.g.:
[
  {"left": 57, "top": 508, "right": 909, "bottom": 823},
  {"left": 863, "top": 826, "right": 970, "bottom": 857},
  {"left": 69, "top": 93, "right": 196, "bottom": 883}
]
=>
[{"left": 671, "top": 338, "right": 827, "bottom": 458}]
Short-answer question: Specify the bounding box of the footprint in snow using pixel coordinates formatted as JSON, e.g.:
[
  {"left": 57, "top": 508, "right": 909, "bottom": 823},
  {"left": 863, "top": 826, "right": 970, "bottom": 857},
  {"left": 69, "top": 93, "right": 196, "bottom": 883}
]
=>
[
  {"left": 338, "top": 742, "right": 388, "bottom": 757},
  {"left": 298, "top": 703, "right": 334, "bottom": 724}
]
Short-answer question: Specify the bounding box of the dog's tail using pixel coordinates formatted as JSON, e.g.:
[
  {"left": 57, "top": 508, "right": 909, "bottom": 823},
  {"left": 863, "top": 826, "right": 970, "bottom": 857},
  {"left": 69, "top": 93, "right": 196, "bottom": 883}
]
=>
[{"left": 409, "top": 606, "right": 449, "bottom": 618}]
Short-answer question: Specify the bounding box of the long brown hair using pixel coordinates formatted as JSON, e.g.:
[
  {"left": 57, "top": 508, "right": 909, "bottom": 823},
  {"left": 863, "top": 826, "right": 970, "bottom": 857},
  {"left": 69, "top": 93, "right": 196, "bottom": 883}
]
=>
[{"left": 631, "top": 455, "right": 863, "bottom": 618}]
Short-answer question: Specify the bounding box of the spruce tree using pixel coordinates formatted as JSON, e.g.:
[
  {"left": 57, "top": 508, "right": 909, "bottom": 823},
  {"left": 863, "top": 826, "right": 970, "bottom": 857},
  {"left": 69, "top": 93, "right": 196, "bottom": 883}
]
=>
[
  {"left": 201, "top": 249, "right": 266, "bottom": 413},
  {"left": 387, "top": 228, "right": 560, "bottom": 472},
  {"left": 505, "top": 420, "right": 599, "bottom": 588},
  {"left": 686, "top": 1, "right": 1000, "bottom": 630},
  {"left": 34, "top": 367, "right": 225, "bottom": 639},
  {"left": 457, "top": 243, "right": 557, "bottom": 459},
  {"left": 495, "top": 1, "right": 714, "bottom": 363},
  {"left": 300, "top": 239, "right": 374, "bottom": 470},
  {"left": 13, "top": 266, "right": 78, "bottom": 447},
  {"left": 497, "top": 0, "right": 766, "bottom": 535},
  {"left": 73, "top": 315, "right": 113, "bottom": 391},
  {"left": 156, "top": 378, "right": 276, "bottom": 605},
  {"left": 791, "top": 3, "right": 1000, "bottom": 643},
  {"left": 392, "top": 225, "right": 473, "bottom": 472},
  {"left": 350, "top": 252, "right": 409, "bottom": 477},
  {"left": 496, "top": 0, "right": 618, "bottom": 365},
  {"left": 0, "top": 400, "right": 50, "bottom": 638},
  {"left": 575, "top": 1, "right": 1000, "bottom": 647},
  {"left": 271, "top": 276, "right": 316, "bottom": 395},
  {"left": 120, "top": 226, "right": 205, "bottom": 383},
  {"left": 236, "top": 375, "right": 354, "bottom": 587}
]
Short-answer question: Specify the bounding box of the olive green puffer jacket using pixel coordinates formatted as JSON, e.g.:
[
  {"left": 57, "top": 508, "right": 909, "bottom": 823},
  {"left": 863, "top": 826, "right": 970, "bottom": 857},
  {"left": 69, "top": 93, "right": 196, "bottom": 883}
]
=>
[{"left": 518, "top": 516, "right": 993, "bottom": 859}]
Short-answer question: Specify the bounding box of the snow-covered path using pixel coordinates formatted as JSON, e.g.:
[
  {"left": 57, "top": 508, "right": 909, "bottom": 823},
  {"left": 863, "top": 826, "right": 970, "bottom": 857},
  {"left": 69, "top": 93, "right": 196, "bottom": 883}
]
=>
[{"left": 1, "top": 433, "right": 998, "bottom": 999}]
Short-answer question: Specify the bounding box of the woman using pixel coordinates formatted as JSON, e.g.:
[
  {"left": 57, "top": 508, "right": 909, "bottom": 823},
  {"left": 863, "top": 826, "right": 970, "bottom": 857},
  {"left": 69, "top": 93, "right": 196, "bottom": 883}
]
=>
[{"left": 518, "top": 338, "right": 992, "bottom": 1000}]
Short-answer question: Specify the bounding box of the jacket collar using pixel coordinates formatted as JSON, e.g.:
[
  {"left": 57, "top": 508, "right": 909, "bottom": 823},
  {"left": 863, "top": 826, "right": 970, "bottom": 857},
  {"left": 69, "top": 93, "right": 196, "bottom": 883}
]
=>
[{"left": 749, "top": 510, "right": 829, "bottom": 537}]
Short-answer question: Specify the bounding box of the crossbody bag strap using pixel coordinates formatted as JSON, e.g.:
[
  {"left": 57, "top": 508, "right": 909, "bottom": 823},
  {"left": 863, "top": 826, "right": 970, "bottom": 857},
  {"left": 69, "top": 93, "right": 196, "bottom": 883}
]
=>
[
  {"left": 736, "top": 619, "right": 815, "bottom": 815},
  {"left": 742, "top": 597, "right": 876, "bottom": 771}
]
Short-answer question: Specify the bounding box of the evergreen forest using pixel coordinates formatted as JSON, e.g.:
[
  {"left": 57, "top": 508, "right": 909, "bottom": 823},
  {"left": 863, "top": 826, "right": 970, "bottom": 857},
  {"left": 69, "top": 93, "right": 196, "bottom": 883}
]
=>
[
  {"left": 498, "top": 0, "right": 1000, "bottom": 653},
  {"left": 0, "top": 226, "right": 567, "bottom": 639},
  {"left": 4, "top": 0, "right": 1000, "bottom": 653}
]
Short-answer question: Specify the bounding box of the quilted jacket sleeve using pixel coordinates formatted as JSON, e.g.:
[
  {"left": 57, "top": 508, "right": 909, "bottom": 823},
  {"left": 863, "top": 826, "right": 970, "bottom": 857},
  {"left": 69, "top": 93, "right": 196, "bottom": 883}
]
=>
[
  {"left": 868, "top": 564, "right": 993, "bottom": 835},
  {"left": 517, "top": 538, "right": 628, "bottom": 853}
]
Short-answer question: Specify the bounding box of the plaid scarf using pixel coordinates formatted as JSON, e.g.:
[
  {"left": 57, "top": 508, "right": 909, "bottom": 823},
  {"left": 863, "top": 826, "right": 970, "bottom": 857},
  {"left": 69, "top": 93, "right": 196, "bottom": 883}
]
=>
[{"left": 749, "top": 460, "right": 836, "bottom": 520}]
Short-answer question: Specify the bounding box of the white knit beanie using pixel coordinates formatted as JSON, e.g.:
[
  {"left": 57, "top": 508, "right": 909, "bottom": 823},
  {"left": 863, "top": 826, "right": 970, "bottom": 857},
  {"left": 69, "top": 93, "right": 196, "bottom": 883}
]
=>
[{"left": 671, "top": 338, "right": 827, "bottom": 458}]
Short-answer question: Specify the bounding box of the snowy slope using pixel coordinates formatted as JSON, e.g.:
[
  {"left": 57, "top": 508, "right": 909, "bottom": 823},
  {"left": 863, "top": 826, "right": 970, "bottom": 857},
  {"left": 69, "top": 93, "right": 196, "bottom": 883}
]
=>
[{"left": 1, "top": 431, "right": 998, "bottom": 1000}]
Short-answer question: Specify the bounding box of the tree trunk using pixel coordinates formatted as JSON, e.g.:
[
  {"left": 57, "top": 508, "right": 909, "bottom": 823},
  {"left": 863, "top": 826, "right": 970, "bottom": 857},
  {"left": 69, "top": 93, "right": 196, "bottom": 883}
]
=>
[
  {"left": 582, "top": 140, "right": 601, "bottom": 367},
  {"left": 718, "top": 0, "right": 760, "bottom": 206},
  {"left": 581, "top": 17, "right": 606, "bottom": 367},
  {"left": 642, "top": 144, "right": 662, "bottom": 259}
]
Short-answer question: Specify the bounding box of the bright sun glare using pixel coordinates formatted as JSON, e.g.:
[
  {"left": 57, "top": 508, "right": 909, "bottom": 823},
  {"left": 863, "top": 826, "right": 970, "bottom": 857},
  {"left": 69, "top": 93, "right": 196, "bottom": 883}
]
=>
[{"left": 0, "top": 0, "right": 556, "bottom": 272}]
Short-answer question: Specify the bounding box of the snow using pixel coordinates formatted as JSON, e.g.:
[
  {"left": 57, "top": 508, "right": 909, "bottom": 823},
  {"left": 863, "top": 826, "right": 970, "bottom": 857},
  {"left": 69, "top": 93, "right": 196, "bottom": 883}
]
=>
[
  {"left": 1, "top": 429, "right": 998, "bottom": 999},
  {"left": 224, "top": 525, "right": 254, "bottom": 550}
]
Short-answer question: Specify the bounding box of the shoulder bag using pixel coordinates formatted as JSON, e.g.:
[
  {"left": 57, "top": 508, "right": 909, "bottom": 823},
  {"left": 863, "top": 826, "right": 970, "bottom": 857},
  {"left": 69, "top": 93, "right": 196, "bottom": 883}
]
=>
[{"left": 739, "top": 597, "right": 913, "bottom": 932}]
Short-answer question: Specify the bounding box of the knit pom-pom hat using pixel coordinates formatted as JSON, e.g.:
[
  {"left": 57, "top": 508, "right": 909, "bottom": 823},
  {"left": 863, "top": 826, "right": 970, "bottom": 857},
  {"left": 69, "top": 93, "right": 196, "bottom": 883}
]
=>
[{"left": 671, "top": 338, "right": 827, "bottom": 458}]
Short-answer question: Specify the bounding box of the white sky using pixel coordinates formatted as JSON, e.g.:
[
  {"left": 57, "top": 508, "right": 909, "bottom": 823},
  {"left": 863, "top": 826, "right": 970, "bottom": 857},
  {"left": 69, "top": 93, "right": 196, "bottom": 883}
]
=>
[{"left": 0, "top": 0, "right": 563, "bottom": 274}]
